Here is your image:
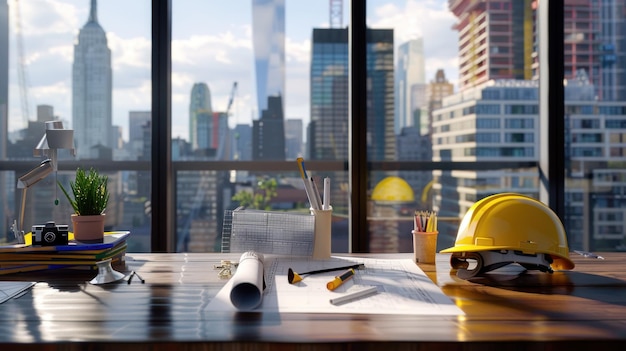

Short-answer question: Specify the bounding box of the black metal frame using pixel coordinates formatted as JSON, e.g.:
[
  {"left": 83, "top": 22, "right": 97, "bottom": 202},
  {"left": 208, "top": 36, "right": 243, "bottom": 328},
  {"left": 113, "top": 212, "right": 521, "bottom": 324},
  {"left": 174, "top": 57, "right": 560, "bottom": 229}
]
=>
[
  {"left": 349, "top": 0, "right": 368, "bottom": 253},
  {"left": 538, "top": 0, "right": 565, "bottom": 217},
  {"left": 151, "top": 0, "right": 172, "bottom": 252}
]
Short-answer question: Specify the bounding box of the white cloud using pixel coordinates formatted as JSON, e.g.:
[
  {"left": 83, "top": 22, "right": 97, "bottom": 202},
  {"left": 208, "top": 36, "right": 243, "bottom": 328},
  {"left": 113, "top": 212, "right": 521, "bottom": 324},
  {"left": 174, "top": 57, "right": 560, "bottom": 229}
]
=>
[
  {"left": 368, "top": 0, "right": 459, "bottom": 84},
  {"left": 107, "top": 33, "right": 151, "bottom": 70},
  {"left": 15, "top": 0, "right": 80, "bottom": 35},
  {"left": 285, "top": 37, "right": 311, "bottom": 121}
]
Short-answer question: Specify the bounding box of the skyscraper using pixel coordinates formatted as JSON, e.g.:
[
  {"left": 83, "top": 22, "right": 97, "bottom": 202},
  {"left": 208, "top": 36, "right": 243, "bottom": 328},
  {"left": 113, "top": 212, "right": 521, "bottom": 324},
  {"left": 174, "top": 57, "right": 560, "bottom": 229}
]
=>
[
  {"left": 189, "top": 82, "right": 212, "bottom": 150},
  {"left": 309, "top": 28, "right": 395, "bottom": 162},
  {"left": 72, "top": 0, "right": 112, "bottom": 159},
  {"left": 450, "top": 0, "right": 533, "bottom": 90},
  {"left": 252, "top": 0, "right": 285, "bottom": 114},
  {"left": 129, "top": 111, "right": 151, "bottom": 159},
  {"left": 451, "top": 0, "right": 626, "bottom": 100},
  {"left": 309, "top": 29, "right": 348, "bottom": 161},
  {"left": 252, "top": 95, "right": 285, "bottom": 160},
  {"left": 233, "top": 124, "right": 252, "bottom": 161},
  {"left": 395, "top": 38, "right": 425, "bottom": 134}
]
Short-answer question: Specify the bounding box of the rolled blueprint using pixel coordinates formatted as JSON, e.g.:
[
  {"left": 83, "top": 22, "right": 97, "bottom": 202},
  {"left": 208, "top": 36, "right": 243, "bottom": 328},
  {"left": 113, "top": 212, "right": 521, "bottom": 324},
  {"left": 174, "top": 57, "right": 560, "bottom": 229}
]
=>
[{"left": 229, "top": 251, "right": 265, "bottom": 310}]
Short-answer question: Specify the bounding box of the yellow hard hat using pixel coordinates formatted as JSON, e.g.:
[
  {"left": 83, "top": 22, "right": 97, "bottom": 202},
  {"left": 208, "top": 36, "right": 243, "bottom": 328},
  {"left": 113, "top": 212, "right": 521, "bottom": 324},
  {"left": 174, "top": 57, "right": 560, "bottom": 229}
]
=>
[
  {"left": 441, "top": 193, "right": 574, "bottom": 277},
  {"left": 371, "top": 176, "right": 414, "bottom": 202}
]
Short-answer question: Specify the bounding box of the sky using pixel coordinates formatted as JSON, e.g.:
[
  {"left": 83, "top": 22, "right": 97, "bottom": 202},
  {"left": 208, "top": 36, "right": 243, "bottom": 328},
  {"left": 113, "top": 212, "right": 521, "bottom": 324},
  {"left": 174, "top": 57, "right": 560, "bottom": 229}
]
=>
[{"left": 6, "top": 0, "right": 458, "bottom": 142}]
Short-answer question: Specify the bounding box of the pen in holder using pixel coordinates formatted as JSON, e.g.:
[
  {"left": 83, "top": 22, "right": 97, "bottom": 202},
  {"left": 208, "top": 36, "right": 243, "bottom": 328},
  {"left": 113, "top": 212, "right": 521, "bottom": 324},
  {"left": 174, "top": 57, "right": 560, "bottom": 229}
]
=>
[{"left": 311, "top": 206, "right": 332, "bottom": 259}]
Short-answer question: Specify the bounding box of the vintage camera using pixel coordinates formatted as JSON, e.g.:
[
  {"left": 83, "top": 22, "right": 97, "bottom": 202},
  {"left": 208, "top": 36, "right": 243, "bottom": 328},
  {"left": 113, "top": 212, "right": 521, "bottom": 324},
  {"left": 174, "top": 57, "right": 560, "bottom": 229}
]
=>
[{"left": 32, "top": 221, "right": 69, "bottom": 246}]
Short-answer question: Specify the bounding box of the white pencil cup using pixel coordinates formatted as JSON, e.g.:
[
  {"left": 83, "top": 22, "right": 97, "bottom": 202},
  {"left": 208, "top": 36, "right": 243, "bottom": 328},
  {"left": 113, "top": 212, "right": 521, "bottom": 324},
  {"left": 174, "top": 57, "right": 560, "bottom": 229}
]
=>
[{"left": 311, "top": 207, "right": 332, "bottom": 259}]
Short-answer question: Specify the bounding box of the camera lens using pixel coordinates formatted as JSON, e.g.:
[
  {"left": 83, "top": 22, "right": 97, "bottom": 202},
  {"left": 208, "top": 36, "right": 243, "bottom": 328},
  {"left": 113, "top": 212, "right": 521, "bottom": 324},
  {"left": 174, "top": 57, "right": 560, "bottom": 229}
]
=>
[{"left": 44, "top": 231, "right": 57, "bottom": 243}]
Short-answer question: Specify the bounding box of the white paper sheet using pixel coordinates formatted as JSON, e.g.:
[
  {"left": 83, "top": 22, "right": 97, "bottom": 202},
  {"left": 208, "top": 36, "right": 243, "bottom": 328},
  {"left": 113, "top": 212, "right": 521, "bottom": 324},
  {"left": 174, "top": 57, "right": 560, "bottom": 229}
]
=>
[{"left": 206, "top": 256, "right": 464, "bottom": 316}]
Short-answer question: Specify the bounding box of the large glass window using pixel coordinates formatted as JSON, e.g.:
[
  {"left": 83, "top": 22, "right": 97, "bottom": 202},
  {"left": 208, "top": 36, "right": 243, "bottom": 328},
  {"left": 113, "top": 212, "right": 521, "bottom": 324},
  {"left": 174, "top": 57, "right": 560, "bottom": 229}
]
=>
[
  {"left": 2, "top": 0, "right": 151, "bottom": 251},
  {"left": 6, "top": 1, "right": 620, "bottom": 257}
]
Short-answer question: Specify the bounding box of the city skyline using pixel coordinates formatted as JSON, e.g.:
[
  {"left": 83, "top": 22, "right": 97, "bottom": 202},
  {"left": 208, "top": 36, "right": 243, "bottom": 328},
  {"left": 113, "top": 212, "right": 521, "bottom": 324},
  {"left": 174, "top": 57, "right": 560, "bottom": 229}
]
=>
[
  {"left": 1, "top": 1, "right": 625, "bottom": 253},
  {"left": 4, "top": 0, "right": 459, "bottom": 142}
]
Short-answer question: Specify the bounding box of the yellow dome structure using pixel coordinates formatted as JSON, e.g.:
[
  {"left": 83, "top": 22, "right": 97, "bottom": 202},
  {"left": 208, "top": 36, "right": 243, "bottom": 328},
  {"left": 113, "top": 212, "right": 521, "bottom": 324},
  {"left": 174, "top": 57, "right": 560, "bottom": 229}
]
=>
[{"left": 371, "top": 176, "right": 415, "bottom": 203}]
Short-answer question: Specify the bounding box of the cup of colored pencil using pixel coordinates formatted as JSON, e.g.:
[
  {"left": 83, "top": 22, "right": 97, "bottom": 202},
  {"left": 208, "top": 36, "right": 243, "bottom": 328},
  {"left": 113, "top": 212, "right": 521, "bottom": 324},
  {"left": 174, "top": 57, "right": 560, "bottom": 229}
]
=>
[{"left": 412, "top": 210, "right": 438, "bottom": 264}]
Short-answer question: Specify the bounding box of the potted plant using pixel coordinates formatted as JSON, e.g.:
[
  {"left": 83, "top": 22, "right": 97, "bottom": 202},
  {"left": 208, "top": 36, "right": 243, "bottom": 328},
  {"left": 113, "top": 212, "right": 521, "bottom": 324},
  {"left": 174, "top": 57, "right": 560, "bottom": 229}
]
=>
[{"left": 58, "top": 167, "right": 110, "bottom": 242}]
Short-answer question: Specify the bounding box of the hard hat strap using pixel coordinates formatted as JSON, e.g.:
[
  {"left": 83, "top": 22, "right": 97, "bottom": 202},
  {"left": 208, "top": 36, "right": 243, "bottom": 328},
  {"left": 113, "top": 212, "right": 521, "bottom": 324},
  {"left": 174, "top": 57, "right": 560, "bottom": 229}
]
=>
[{"left": 450, "top": 250, "right": 554, "bottom": 279}]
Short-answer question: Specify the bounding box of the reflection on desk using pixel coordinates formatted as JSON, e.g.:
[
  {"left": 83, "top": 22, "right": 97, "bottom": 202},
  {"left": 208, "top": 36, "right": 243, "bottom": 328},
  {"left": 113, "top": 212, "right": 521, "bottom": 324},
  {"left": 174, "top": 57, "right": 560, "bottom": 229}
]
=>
[{"left": 1, "top": 252, "right": 626, "bottom": 351}]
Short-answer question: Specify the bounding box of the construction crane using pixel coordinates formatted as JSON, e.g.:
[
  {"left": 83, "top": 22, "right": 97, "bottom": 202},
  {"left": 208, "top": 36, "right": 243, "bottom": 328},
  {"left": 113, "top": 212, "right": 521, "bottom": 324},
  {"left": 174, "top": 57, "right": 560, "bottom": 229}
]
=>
[
  {"left": 329, "top": 0, "right": 343, "bottom": 28},
  {"left": 216, "top": 81, "right": 237, "bottom": 160},
  {"left": 225, "top": 81, "right": 238, "bottom": 116},
  {"left": 15, "top": 0, "right": 31, "bottom": 126}
]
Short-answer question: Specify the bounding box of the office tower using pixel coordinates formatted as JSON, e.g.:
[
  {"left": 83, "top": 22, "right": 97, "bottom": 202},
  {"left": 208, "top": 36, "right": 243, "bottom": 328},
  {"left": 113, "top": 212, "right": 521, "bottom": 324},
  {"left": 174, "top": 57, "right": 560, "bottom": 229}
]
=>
[
  {"left": 252, "top": 95, "right": 285, "bottom": 160},
  {"left": 427, "top": 69, "right": 455, "bottom": 113},
  {"left": 252, "top": 0, "right": 285, "bottom": 115},
  {"left": 285, "top": 118, "right": 303, "bottom": 160},
  {"left": 194, "top": 110, "right": 230, "bottom": 160},
  {"left": 395, "top": 38, "right": 425, "bottom": 134},
  {"left": 410, "top": 84, "right": 429, "bottom": 136},
  {"left": 309, "top": 28, "right": 395, "bottom": 162},
  {"left": 129, "top": 111, "right": 151, "bottom": 142},
  {"left": 450, "top": 0, "right": 533, "bottom": 90},
  {"left": 233, "top": 124, "right": 252, "bottom": 161},
  {"left": 213, "top": 112, "right": 230, "bottom": 160},
  {"left": 309, "top": 29, "right": 348, "bottom": 160},
  {"left": 128, "top": 111, "right": 151, "bottom": 159},
  {"left": 196, "top": 110, "right": 213, "bottom": 152},
  {"left": 189, "top": 83, "right": 212, "bottom": 150},
  {"left": 72, "top": 1, "right": 107, "bottom": 152},
  {"left": 72, "top": 0, "right": 112, "bottom": 159}
]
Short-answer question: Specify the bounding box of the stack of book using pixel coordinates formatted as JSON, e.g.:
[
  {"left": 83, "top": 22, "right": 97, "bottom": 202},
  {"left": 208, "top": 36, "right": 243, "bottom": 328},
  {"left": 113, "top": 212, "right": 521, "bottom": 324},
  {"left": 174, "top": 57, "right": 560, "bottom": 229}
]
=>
[{"left": 0, "top": 231, "right": 130, "bottom": 275}]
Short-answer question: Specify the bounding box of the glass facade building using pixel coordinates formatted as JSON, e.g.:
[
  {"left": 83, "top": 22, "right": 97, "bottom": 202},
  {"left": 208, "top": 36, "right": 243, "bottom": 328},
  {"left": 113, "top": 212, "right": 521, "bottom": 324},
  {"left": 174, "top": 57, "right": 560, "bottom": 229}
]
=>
[
  {"left": 251, "top": 0, "right": 285, "bottom": 115},
  {"left": 188, "top": 82, "right": 213, "bottom": 151},
  {"left": 309, "top": 28, "right": 395, "bottom": 163}
]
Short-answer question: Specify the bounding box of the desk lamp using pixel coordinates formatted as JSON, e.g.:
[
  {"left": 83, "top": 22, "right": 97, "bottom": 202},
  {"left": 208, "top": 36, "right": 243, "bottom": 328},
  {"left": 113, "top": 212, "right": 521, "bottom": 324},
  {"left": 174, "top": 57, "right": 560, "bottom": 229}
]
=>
[{"left": 12, "top": 121, "right": 75, "bottom": 244}]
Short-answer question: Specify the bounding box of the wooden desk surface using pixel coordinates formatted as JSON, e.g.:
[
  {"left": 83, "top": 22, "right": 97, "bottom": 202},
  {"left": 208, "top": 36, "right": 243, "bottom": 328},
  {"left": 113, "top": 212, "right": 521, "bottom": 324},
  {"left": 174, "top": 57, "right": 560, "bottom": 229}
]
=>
[{"left": 1, "top": 252, "right": 626, "bottom": 350}]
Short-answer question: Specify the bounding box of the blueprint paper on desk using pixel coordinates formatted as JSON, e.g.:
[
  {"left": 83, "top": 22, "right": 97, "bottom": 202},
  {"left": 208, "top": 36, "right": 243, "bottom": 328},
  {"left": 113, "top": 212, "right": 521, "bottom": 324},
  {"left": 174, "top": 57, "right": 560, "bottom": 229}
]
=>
[{"left": 206, "top": 256, "right": 464, "bottom": 316}]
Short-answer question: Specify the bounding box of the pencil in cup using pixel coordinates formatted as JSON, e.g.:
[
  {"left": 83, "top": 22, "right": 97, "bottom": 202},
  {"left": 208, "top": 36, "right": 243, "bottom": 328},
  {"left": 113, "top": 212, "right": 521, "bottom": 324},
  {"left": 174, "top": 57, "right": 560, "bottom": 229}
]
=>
[{"left": 412, "top": 210, "right": 438, "bottom": 264}]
